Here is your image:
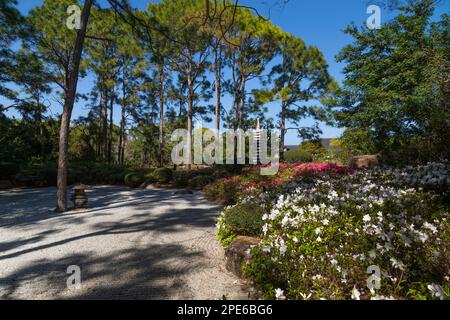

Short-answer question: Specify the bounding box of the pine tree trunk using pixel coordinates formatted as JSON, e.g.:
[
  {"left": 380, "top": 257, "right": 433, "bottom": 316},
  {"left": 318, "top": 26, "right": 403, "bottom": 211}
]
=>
[
  {"left": 119, "top": 64, "right": 126, "bottom": 165},
  {"left": 119, "top": 103, "right": 125, "bottom": 164},
  {"left": 214, "top": 46, "right": 221, "bottom": 133},
  {"left": 178, "top": 85, "right": 183, "bottom": 122},
  {"left": 97, "top": 99, "right": 102, "bottom": 159},
  {"left": 186, "top": 68, "right": 193, "bottom": 171},
  {"left": 121, "top": 132, "right": 125, "bottom": 164},
  {"left": 158, "top": 65, "right": 165, "bottom": 167},
  {"left": 108, "top": 86, "right": 114, "bottom": 164},
  {"left": 36, "top": 97, "right": 44, "bottom": 161},
  {"left": 102, "top": 86, "right": 108, "bottom": 161},
  {"left": 232, "top": 58, "right": 239, "bottom": 131},
  {"left": 280, "top": 100, "right": 286, "bottom": 160},
  {"left": 238, "top": 78, "right": 246, "bottom": 129},
  {"left": 56, "top": 0, "right": 93, "bottom": 212}
]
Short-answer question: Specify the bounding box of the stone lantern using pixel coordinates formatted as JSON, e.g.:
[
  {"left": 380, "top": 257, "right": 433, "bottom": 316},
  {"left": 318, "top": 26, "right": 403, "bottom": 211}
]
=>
[{"left": 71, "top": 185, "right": 88, "bottom": 209}]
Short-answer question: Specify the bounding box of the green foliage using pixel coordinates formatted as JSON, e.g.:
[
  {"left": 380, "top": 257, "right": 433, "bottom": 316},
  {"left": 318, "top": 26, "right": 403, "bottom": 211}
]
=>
[
  {"left": 204, "top": 179, "right": 239, "bottom": 205},
  {"left": 124, "top": 172, "right": 145, "bottom": 188},
  {"left": 14, "top": 162, "right": 57, "bottom": 186},
  {"left": 0, "top": 161, "right": 20, "bottom": 180},
  {"left": 216, "top": 214, "right": 237, "bottom": 247},
  {"left": 0, "top": 117, "right": 59, "bottom": 163},
  {"left": 337, "top": 128, "right": 378, "bottom": 164},
  {"left": 0, "top": 0, "right": 24, "bottom": 101},
  {"left": 0, "top": 0, "right": 338, "bottom": 171},
  {"left": 66, "top": 162, "right": 130, "bottom": 186},
  {"left": 299, "top": 140, "right": 327, "bottom": 158},
  {"left": 8, "top": 161, "right": 130, "bottom": 187},
  {"left": 172, "top": 170, "right": 195, "bottom": 188},
  {"left": 237, "top": 163, "right": 450, "bottom": 300},
  {"left": 188, "top": 175, "right": 213, "bottom": 190},
  {"left": 283, "top": 148, "right": 313, "bottom": 163},
  {"left": 27, "top": 0, "right": 87, "bottom": 88},
  {"left": 334, "top": 1, "right": 450, "bottom": 164},
  {"left": 152, "top": 167, "right": 173, "bottom": 183},
  {"left": 223, "top": 203, "right": 265, "bottom": 237},
  {"left": 214, "top": 164, "right": 243, "bottom": 175},
  {"left": 257, "top": 33, "right": 334, "bottom": 145}
]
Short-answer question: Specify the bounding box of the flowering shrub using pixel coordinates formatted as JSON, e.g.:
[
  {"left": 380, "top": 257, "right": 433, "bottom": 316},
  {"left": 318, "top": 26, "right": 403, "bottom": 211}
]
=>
[
  {"left": 217, "top": 162, "right": 450, "bottom": 300},
  {"left": 217, "top": 204, "right": 265, "bottom": 246},
  {"left": 204, "top": 176, "right": 240, "bottom": 205},
  {"left": 206, "top": 162, "right": 352, "bottom": 205}
]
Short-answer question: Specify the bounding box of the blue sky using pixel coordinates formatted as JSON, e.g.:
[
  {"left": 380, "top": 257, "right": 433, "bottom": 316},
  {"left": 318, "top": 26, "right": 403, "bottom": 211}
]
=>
[{"left": 7, "top": 0, "right": 450, "bottom": 144}]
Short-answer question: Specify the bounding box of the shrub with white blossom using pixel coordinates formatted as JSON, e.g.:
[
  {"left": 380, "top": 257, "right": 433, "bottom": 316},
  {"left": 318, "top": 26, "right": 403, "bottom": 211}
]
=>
[{"left": 217, "top": 162, "right": 450, "bottom": 300}]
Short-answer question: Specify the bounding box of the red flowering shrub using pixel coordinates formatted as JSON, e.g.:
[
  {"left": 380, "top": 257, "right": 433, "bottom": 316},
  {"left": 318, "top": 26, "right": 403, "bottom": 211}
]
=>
[{"left": 205, "top": 163, "right": 354, "bottom": 205}]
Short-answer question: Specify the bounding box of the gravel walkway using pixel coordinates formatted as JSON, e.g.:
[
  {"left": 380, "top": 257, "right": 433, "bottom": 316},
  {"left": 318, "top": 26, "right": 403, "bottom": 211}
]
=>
[{"left": 0, "top": 186, "right": 247, "bottom": 300}]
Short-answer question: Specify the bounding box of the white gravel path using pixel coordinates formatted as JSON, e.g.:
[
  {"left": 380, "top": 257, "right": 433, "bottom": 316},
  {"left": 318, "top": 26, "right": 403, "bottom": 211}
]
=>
[{"left": 0, "top": 186, "right": 247, "bottom": 300}]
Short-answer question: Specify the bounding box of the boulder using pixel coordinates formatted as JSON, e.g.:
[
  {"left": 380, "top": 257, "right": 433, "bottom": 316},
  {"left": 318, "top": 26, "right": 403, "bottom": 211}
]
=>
[
  {"left": 225, "top": 236, "right": 260, "bottom": 278},
  {"left": 350, "top": 154, "right": 381, "bottom": 169}
]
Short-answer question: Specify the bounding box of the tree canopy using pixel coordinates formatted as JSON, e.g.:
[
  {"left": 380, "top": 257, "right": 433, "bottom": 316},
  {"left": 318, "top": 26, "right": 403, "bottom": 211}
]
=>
[{"left": 333, "top": 0, "right": 449, "bottom": 163}]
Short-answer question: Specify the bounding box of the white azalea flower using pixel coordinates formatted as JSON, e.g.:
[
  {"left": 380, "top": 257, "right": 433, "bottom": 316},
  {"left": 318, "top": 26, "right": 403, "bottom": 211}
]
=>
[
  {"left": 390, "top": 257, "right": 405, "bottom": 271},
  {"left": 427, "top": 284, "right": 444, "bottom": 300},
  {"left": 262, "top": 246, "right": 271, "bottom": 253},
  {"left": 299, "top": 292, "right": 312, "bottom": 300},
  {"left": 351, "top": 286, "right": 361, "bottom": 300},
  {"left": 423, "top": 222, "right": 438, "bottom": 234},
  {"left": 371, "top": 295, "right": 396, "bottom": 300},
  {"left": 275, "top": 288, "right": 286, "bottom": 300}
]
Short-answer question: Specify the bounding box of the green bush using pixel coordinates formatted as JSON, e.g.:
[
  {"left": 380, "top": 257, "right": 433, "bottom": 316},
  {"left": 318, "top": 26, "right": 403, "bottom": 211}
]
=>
[
  {"left": 41, "top": 165, "right": 57, "bottom": 186},
  {"left": 215, "top": 164, "right": 243, "bottom": 175},
  {"left": 143, "top": 172, "right": 156, "bottom": 185},
  {"left": 188, "top": 175, "right": 213, "bottom": 190},
  {"left": 204, "top": 179, "right": 239, "bottom": 205},
  {"left": 338, "top": 128, "right": 378, "bottom": 165},
  {"left": 153, "top": 167, "right": 173, "bottom": 183},
  {"left": 15, "top": 162, "right": 57, "bottom": 186},
  {"left": 124, "top": 172, "right": 145, "bottom": 188},
  {"left": 212, "top": 169, "right": 230, "bottom": 179},
  {"left": 68, "top": 162, "right": 130, "bottom": 185},
  {"left": 284, "top": 148, "right": 313, "bottom": 163},
  {"left": 236, "top": 164, "right": 450, "bottom": 300},
  {"left": 0, "top": 162, "right": 20, "bottom": 180},
  {"left": 299, "top": 140, "right": 327, "bottom": 157},
  {"left": 7, "top": 161, "right": 132, "bottom": 187},
  {"left": 223, "top": 203, "right": 265, "bottom": 237},
  {"left": 172, "top": 170, "right": 195, "bottom": 188}
]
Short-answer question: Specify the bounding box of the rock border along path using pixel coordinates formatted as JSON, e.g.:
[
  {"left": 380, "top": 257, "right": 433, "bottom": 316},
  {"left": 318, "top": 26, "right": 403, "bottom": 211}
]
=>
[{"left": 0, "top": 186, "right": 247, "bottom": 299}]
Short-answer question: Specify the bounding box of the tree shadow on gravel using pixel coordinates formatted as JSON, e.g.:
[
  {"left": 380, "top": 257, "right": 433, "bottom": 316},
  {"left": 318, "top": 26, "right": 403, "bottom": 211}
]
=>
[
  {"left": 0, "top": 243, "right": 204, "bottom": 300},
  {"left": 0, "top": 186, "right": 219, "bottom": 229},
  {"left": 0, "top": 204, "right": 220, "bottom": 261}
]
